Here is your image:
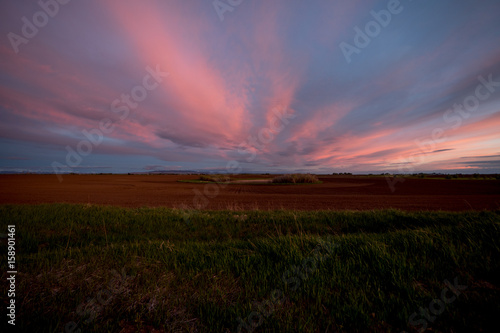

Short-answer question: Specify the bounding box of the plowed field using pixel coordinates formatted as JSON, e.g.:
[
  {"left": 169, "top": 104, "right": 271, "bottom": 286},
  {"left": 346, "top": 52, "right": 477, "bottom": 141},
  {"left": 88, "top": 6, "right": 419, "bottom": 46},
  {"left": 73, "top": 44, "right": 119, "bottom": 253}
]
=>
[{"left": 1, "top": 174, "right": 499, "bottom": 211}]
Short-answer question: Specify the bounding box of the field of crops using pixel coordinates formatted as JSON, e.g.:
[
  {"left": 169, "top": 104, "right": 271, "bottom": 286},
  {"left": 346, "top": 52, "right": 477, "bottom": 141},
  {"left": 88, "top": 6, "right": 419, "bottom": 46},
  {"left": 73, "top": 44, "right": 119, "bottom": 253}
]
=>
[{"left": 1, "top": 204, "right": 499, "bottom": 332}]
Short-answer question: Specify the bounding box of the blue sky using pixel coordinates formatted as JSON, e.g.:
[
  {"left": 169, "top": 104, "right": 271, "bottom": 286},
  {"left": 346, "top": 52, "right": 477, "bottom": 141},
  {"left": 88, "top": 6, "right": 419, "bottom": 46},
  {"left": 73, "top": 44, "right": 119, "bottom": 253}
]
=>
[{"left": 1, "top": 0, "right": 499, "bottom": 174}]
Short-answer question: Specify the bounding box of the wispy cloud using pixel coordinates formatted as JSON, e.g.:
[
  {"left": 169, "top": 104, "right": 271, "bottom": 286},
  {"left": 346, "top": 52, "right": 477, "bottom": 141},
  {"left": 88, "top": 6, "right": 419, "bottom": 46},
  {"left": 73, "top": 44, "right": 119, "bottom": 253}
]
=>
[{"left": 0, "top": 0, "right": 499, "bottom": 173}]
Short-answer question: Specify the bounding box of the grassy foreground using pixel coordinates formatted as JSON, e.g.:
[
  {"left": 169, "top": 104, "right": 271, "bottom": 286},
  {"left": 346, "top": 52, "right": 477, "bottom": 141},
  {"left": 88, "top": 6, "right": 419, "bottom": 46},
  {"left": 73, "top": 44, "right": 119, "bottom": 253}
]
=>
[{"left": 1, "top": 204, "right": 499, "bottom": 332}]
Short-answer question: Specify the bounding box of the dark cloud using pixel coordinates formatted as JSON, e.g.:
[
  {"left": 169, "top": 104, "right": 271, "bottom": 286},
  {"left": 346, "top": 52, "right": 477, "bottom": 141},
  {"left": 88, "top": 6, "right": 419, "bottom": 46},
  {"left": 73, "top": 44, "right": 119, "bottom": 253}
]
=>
[{"left": 458, "top": 160, "right": 500, "bottom": 167}]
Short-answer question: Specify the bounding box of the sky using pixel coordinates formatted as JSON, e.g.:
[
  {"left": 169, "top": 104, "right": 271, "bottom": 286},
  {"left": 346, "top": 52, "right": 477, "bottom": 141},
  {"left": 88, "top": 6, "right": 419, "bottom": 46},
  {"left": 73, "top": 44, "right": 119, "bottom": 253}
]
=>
[{"left": 1, "top": 0, "right": 499, "bottom": 175}]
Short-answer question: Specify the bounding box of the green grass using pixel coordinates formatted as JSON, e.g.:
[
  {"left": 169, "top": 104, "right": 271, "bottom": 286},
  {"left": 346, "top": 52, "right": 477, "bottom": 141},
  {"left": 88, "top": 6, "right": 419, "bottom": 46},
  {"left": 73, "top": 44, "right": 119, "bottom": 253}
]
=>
[
  {"left": 198, "top": 175, "right": 232, "bottom": 183},
  {"left": 177, "top": 179, "right": 218, "bottom": 184},
  {"left": 179, "top": 176, "right": 323, "bottom": 185},
  {"left": 1, "top": 204, "right": 499, "bottom": 332},
  {"left": 271, "top": 174, "right": 320, "bottom": 184}
]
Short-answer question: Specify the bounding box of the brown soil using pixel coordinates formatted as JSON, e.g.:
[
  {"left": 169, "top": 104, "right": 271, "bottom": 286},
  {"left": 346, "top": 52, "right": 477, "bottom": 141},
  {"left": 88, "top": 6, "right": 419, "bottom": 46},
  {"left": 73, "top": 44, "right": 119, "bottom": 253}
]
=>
[{"left": 0, "top": 174, "right": 499, "bottom": 211}]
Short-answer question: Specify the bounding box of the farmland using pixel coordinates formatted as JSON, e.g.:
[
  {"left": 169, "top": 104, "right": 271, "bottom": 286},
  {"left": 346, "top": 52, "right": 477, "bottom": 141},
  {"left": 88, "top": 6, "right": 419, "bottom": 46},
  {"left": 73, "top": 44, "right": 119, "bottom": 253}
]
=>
[
  {"left": 0, "top": 174, "right": 499, "bottom": 211},
  {"left": 0, "top": 175, "right": 499, "bottom": 332}
]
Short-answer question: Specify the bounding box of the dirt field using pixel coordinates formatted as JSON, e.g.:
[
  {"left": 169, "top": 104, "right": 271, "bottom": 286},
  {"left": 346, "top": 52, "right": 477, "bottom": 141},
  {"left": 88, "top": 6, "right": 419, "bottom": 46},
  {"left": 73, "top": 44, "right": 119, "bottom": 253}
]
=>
[{"left": 0, "top": 174, "right": 499, "bottom": 211}]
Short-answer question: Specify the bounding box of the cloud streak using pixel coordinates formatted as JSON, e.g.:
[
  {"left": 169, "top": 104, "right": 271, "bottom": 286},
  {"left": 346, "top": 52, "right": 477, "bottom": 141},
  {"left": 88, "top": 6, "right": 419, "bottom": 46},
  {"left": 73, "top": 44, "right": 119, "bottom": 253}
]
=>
[{"left": 0, "top": 0, "right": 499, "bottom": 174}]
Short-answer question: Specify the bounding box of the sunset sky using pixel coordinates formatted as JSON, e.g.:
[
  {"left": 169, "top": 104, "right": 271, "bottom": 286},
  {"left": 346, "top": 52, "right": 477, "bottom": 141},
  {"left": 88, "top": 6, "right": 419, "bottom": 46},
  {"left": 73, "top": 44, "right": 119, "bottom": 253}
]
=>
[{"left": 1, "top": 0, "right": 499, "bottom": 175}]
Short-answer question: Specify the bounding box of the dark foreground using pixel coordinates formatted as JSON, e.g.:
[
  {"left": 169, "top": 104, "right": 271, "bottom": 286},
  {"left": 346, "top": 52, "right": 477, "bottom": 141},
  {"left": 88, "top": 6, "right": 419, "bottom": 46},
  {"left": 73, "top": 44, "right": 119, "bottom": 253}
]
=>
[{"left": 1, "top": 204, "right": 499, "bottom": 332}]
